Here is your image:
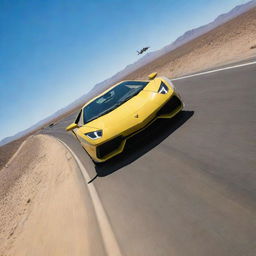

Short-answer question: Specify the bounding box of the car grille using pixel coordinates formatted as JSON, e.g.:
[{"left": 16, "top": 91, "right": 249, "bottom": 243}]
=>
[
  {"left": 157, "top": 95, "right": 182, "bottom": 116},
  {"left": 96, "top": 136, "right": 124, "bottom": 159},
  {"left": 96, "top": 96, "right": 182, "bottom": 160}
]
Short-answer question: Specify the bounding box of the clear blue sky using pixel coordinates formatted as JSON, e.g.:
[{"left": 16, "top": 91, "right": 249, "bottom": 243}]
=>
[{"left": 0, "top": 0, "right": 249, "bottom": 140}]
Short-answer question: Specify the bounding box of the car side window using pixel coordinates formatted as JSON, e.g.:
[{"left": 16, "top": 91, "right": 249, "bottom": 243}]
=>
[{"left": 75, "top": 110, "right": 83, "bottom": 126}]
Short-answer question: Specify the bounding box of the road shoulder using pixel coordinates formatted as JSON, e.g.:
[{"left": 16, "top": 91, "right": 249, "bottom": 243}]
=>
[{"left": 0, "top": 134, "right": 105, "bottom": 256}]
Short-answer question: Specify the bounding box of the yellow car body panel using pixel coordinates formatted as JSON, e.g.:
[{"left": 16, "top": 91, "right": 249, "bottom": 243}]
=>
[{"left": 67, "top": 76, "right": 183, "bottom": 162}]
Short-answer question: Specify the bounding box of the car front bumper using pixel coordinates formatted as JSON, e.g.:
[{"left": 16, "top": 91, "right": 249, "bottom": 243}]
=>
[{"left": 88, "top": 93, "right": 183, "bottom": 163}]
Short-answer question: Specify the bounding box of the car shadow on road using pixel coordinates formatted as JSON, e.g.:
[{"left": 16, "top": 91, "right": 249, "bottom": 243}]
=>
[{"left": 94, "top": 110, "right": 194, "bottom": 177}]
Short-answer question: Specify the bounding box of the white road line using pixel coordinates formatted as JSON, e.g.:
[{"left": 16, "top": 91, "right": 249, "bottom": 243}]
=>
[
  {"left": 2, "top": 138, "right": 29, "bottom": 168},
  {"left": 171, "top": 60, "right": 256, "bottom": 81},
  {"left": 56, "top": 138, "right": 122, "bottom": 256}
]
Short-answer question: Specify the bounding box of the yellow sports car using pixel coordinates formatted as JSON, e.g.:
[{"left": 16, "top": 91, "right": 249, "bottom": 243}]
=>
[{"left": 66, "top": 73, "right": 183, "bottom": 163}]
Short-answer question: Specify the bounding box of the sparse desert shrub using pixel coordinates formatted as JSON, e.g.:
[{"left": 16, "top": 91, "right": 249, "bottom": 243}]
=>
[{"left": 250, "top": 45, "right": 256, "bottom": 49}]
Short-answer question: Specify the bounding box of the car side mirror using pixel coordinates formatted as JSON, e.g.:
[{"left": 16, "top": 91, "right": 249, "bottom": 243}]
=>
[
  {"left": 148, "top": 72, "right": 157, "bottom": 80},
  {"left": 66, "top": 123, "right": 79, "bottom": 131}
]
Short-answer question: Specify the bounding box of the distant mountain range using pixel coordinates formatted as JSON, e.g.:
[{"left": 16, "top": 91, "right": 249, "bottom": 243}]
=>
[
  {"left": 1, "top": 0, "right": 255, "bottom": 146},
  {"left": 90, "top": 0, "right": 256, "bottom": 89}
]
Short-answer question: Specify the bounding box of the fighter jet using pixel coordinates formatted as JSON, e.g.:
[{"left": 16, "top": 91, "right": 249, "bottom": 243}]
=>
[{"left": 137, "top": 47, "right": 150, "bottom": 55}]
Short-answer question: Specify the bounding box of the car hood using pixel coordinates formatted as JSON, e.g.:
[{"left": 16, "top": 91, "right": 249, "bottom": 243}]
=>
[
  {"left": 87, "top": 91, "right": 160, "bottom": 129},
  {"left": 77, "top": 78, "right": 174, "bottom": 143}
]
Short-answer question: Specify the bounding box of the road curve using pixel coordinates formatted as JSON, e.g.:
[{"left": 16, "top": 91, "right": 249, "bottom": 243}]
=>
[{"left": 42, "top": 60, "right": 256, "bottom": 256}]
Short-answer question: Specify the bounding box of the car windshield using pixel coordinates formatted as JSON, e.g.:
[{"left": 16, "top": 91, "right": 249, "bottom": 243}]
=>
[{"left": 83, "top": 81, "right": 148, "bottom": 124}]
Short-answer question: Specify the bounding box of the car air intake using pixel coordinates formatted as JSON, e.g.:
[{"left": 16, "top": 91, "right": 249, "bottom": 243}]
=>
[
  {"left": 96, "top": 136, "right": 124, "bottom": 159},
  {"left": 157, "top": 95, "right": 182, "bottom": 116}
]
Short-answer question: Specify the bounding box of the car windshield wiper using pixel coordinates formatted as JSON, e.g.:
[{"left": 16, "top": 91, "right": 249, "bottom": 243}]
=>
[
  {"left": 117, "top": 90, "right": 141, "bottom": 105},
  {"left": 85, "top": 106, "right": 118, "bottom": 123}
]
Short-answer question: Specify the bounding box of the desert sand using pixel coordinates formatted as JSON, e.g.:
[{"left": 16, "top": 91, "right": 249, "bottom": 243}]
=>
[{"left": 0, "top": 135, "right": 95, "bottom": 256}]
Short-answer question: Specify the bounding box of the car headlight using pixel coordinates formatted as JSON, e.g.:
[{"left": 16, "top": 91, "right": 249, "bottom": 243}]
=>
[
  {"left": 158, "top": 82, "right": 169, "bottom": 94},
  {"left": 85, "top": 130, "right": 103, "bottom": 140},
  {"left": 163, "top": 77, "right": 175, "bottom": 90}
]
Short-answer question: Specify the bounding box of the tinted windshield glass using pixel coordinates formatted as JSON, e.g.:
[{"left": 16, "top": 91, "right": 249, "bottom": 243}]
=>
[{"left": 83, "top": 81, "right": 148, "bottom": 124}]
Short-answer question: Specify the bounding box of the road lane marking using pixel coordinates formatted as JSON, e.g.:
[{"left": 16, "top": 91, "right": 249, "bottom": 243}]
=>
[
  {"left": 4, "top": 140, "right": 27, "bottom": 167},
  {"left": 56, "top": 138, "right": 122, "bottom": 256},
  {"left": 172, "top": 60, "right": 256, "bottom": 81}
]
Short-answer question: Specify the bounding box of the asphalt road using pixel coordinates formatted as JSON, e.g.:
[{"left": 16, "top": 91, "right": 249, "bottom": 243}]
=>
[{"left": 42, "top": 61, "right": 256, "bottom": 256}]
